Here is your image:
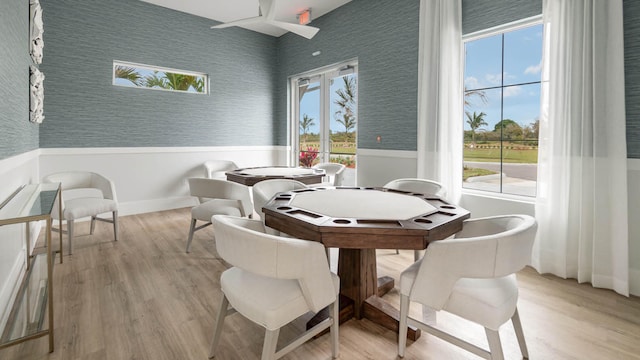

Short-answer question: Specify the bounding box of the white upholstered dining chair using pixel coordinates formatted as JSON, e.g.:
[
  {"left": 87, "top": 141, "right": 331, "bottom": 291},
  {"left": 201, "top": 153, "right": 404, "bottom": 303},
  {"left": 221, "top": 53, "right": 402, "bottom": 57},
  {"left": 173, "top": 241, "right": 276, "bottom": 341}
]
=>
[
  {"left": 398, "top": 214, "right": 537, "bottom": 360},
  {"left": 383, "top": 178, "right": 447, "bottom": 260},
  {"left": 251, "top": 179, "right": 307, "bottom": 223},
  {"left": 209, "top": 215, "right": 340, "bottom": 360},
  {"left": 43, "top": 171, "right": 119, "bottom": 255},
  {"left": 185, "top": 178, "right": 252, "bottom": 253},
  {"left": 203, "top": 160, "right": 238, "bottom": 179},
  {"left": 312, "top": 162, "right": 346, "bottom": 186}
]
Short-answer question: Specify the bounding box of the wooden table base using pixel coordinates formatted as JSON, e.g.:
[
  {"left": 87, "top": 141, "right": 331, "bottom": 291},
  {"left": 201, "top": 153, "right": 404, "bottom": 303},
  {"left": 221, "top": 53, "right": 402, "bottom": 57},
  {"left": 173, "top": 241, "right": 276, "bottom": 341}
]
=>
[{"left": 307, "top": 274, "right": 421, "bottom": 341}]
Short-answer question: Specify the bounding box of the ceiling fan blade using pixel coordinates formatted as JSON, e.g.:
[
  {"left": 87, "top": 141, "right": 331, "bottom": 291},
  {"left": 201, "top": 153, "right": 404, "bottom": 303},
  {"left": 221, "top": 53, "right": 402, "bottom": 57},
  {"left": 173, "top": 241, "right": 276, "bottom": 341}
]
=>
[
  {"left": 268, "top": 20, "right": 320, "bottom": 39},
  {"left": 210, "top": 15, "right": 264, "bottom": 29}
]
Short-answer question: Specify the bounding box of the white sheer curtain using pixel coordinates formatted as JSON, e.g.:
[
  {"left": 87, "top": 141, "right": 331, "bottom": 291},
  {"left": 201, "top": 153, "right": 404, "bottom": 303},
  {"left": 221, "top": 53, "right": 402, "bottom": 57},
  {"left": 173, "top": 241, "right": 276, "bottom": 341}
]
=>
[
  {"left": 416, "top": 0, "right": 463, "bottom": 204},
  {"left": 533, "top": 0, "right": 629, "bottom": 296}
]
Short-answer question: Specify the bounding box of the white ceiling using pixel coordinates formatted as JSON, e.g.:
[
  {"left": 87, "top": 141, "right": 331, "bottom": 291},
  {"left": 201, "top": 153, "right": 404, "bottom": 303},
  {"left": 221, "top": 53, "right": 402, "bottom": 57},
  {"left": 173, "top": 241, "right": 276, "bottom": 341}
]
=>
[{"left": 139, "top": 0, "right": 352, "bottom": 37}]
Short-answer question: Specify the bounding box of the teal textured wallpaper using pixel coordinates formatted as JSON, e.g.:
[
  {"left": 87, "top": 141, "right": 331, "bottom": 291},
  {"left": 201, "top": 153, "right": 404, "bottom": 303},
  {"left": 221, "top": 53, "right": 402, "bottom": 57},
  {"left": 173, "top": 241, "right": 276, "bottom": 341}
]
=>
[
  {"left": 38, "top": 0, "right": 278, "bottom": 148},
  {"left": 276, "top": 0, "right": 421, "bottom": 151},
  {"left": 1, "top": 0, "right": 639, "bottom": 159},
  {"left": 0, "top": 0, "right": 39, "bottom": 159}
]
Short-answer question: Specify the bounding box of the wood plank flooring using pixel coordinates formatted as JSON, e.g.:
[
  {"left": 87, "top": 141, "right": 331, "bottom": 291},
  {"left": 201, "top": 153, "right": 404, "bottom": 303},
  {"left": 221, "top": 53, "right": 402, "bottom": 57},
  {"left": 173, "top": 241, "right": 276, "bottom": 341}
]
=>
[{"left": 1, "top": 208, "right": 639, "bottom": 359}]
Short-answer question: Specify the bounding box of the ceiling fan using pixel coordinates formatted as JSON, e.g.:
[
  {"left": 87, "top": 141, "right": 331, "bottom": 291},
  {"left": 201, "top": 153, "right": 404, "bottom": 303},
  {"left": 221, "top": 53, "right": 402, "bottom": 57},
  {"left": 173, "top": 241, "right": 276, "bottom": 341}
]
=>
[{"left": 210, "top": 0, "right": 320, "bottom": 39}]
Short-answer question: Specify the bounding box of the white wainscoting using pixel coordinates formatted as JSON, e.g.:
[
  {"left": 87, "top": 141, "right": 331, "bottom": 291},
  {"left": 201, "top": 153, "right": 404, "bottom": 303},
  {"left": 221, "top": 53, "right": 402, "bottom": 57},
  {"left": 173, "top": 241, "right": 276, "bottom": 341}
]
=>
[
  {"left": 39, "top": 146, "right": 290, "bottom": 216},
  {"left": 627, "top": 158, "right": 640, "bottom": 295}
]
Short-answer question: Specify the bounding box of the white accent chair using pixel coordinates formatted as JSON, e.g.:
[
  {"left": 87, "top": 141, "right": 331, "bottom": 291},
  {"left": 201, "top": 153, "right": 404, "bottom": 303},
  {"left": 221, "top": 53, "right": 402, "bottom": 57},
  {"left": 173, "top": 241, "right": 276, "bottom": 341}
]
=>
[
  {"left": 312, "top": 163, "right": 346, "bottom": 186},
  {"left": 383, "top": 178, "right": 447, "bottom": 261},
  {"left": 398, "top": 214, "right": 537, "bottom": 360},
  {"left": 209, "top": 215, "right": 340, "bottom": 360},
  {"left": 203, "top": 160, "right": 238, "bottom": 179},
  {"left": 252, "top": 179, "right": 307, "bottom": 223},
  {"left": 43, "top": 171, "right": 119, "bottom": 255},
  {"left": 185, "top": 178, "right": 252, "bottom": 253}
]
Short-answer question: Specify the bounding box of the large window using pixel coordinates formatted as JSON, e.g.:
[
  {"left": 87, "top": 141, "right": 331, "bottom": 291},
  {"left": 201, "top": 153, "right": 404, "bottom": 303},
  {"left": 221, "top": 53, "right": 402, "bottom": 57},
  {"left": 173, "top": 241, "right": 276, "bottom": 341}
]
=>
[
  {"left": 463, "top": 19, "right": 542, "bottom": 197},
  {"left": 113, "top": 61, "right": 208, "bottom": 94}
]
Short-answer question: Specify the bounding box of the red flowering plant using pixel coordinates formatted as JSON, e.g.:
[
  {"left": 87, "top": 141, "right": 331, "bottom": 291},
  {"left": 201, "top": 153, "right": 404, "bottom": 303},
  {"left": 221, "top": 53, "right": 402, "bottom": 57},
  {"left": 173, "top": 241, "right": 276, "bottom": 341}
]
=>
[{"left": 299, "top": 146, "right": 318, "bottom": 167}]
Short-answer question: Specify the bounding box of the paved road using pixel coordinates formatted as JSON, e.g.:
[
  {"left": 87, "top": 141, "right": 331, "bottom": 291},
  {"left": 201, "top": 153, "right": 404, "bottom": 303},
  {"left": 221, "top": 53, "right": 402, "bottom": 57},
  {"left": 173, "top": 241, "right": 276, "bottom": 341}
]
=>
[{"left": 464, "top": 161, "right": 537, "bottom": 181}]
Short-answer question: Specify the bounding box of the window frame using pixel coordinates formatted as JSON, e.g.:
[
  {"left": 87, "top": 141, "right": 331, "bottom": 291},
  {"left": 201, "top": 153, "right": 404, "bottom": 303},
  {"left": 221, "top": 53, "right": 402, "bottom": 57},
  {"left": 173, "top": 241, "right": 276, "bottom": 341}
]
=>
[
  {"left": 461, "top": 15, "right": 543, "bottom": 199},
  {"left": 112, "top": 60, "right": 209, "bottom": 95}
]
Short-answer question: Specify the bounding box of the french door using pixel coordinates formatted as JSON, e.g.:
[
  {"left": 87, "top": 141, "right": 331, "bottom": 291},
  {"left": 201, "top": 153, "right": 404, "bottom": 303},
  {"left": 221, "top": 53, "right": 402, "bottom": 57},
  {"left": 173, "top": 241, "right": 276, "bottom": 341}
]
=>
[{"left": 291, "top": 61, "right": 358, "bottom": 185}]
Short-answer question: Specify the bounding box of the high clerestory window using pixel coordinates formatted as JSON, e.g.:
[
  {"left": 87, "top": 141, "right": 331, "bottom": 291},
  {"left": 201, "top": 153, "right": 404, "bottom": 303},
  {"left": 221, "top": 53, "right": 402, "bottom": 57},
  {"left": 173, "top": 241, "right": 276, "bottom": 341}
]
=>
[
  {"left": 462, "top": 18, "right": 543, "bottom": 197},
  {"left": 112, "top": 61, "right": 208, "bottom": 94}
]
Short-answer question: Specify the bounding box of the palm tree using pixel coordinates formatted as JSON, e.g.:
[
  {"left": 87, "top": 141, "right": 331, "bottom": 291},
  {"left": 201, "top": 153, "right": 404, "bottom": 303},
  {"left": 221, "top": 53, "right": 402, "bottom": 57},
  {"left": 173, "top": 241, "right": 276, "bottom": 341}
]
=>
[
  {"left": 464, "top": 87, "right": 488, "bottom": 110},
  {"left": 465, "top": 111, "right": 488, "bottom": 144},
  {"left": 300, "top": 114, "right": 315, "bottom": 143},
  {"left": 334, "top": 76, "right": 357, "bottom": 141},
  {"left": 114, "top": 65, "right": 141, "bottom": 85},
  {"left": 142, "top": 72, "right": 167, "bottom": 89}
]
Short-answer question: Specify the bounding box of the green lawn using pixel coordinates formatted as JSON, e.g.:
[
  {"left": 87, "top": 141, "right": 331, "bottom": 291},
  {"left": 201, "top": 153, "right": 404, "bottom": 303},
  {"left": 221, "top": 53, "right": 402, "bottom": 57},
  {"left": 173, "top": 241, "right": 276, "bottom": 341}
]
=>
[
  {"left": 464, "top": 147, "right": 538, "bottom": 163},
  {"left": 463, "top": 167, "right": 497, "bottom": 180}
]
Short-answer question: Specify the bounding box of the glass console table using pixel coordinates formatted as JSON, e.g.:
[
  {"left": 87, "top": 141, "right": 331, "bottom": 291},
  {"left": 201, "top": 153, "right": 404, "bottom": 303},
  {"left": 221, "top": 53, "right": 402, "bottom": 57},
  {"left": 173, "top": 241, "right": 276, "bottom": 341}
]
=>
[{"left": 0, "top": 183, "right": 62, "bottom": 353}]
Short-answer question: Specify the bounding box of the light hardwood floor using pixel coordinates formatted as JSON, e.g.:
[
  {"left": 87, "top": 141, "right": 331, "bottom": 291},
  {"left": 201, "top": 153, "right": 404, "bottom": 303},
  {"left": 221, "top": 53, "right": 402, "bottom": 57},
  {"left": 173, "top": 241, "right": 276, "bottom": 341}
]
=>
[{"left": 1, "top": 208, "right": 639, "bottom": 359}]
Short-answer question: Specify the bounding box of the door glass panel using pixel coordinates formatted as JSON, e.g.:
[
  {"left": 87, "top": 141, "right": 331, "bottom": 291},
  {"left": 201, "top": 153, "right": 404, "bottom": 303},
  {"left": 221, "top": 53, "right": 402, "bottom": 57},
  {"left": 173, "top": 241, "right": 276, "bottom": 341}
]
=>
[
  {"left": 329, "top": 73, "right": 357, "bottom": 179},
  {"left": 298, "top": 79, "right": 320, "bottom": 167}
]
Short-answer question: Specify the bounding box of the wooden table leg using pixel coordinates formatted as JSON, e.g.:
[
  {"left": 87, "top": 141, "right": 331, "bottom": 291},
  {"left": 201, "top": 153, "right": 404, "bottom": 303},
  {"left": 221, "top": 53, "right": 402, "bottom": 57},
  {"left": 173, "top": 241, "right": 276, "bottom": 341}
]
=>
[
  {"left": 305, "top": 247, "right": 422, "bottom": 340},
  {"left": 363, "top": 296, "right": 421, "bottom": 341}
]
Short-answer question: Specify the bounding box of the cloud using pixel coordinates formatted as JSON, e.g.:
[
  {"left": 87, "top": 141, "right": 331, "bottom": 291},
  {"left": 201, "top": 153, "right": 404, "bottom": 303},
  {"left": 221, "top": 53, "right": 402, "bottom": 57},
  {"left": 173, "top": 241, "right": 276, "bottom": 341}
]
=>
[
  {"left": 485, "top": 73, "right": 501, "bottom": 85},
  {"left": 464, "top": 76, "right": 480, "bottom": 89},
  {"left": 503, "top": 86, "right": 522, "bottom": 97},
  {"left": 524, "top": 61, "right": 542, "bottom": 75}
]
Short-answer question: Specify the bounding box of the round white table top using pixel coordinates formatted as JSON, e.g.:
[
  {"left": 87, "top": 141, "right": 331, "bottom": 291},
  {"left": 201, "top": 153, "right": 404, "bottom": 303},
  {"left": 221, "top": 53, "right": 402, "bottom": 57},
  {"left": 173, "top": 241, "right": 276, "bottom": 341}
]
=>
[{"left": 289, "top": 188, "right": 437, "bottom": 220}]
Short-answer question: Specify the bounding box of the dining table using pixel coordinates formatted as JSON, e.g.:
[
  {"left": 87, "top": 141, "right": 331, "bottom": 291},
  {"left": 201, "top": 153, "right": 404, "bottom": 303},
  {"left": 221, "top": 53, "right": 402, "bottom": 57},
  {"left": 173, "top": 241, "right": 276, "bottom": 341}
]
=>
[
  {"left": 225, "top": 166, "right": 325, "bottom": 186},
  {"left": 262, "top": 186, "right": 470, "bottom": 340}
]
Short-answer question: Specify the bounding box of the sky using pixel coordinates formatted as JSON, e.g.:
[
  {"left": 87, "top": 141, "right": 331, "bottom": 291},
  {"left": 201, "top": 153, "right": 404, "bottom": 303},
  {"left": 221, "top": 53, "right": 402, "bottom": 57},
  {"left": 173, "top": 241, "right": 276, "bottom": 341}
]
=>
[
  {"left": 299, "top": 73, "right": 356, "bottom": 136},
  {"left": 463, "top": 23, "right": 543, "bottom": 131}
]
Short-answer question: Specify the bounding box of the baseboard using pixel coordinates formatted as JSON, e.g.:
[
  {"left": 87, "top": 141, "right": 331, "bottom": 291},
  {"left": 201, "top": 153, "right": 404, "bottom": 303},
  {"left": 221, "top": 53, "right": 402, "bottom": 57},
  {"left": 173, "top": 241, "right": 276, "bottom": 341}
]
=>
[{"left": 118, "top": 196, "right": 197, "bottom": 217}]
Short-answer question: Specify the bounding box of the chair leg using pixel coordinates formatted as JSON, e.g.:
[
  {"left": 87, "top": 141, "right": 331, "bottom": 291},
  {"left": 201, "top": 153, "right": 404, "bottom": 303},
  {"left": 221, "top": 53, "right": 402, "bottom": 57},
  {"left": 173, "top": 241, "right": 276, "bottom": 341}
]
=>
[
  {"left": 330, "top": 299, "right": 340, "bottom": 359},
  {"left": 90, "top": 216, "right": 96, "bottom": 234},
  {"left": 261, "top": 328, "right": 280, "bottom": 360},
  {"left": 395, "top": 249, "right": 400, "bottom": 254},
  {"left": 186, "top": 218, "right": 197, "bottom": 253},
  {"left": 484, "top": 328, "right": 504, "bottom": 360},
  {"left": 398, "top": 294, "right": 410, "bottom": 358},
  {"left": 113, "top": 211, "right": 119, "bottom": 241},
  {"left": 209, "top": 294, "right": 230, "bottom": 359},
  {"left": 511, "top": 308, "right": 529, "bottom": 359},
  {"left": 414, "top": 250, "right": 421, "bottom": 262},
  {"left": 67, "top": 220, "right": 74, "bottom": 255}
]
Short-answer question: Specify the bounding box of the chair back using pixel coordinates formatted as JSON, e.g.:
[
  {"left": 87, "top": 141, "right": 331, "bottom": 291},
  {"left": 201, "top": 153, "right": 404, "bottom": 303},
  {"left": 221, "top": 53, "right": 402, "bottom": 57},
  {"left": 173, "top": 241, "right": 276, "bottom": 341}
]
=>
[
  {"left": 252, "top": 179, "right": 307, "bottom": 220},
  {"left": 203, "top": 160, "right": 238, "bottom": 179},
  {"left": 188, "top": 178, "right": 252, "bottom": 217},
  {"left": 384, "top": 178, "right": 446, "bottom": 198},
  {"left": 312, "top": 163, "right": 346, "bottom": 186},
  {"left": 212, "top": 215, "right": 336, "bottom": 312},
  {"left": 43, "top": 171, "right": 118, "bottom": 220},
  {"left": 410, "top": 214, "right": 537, "bottom": 309}
]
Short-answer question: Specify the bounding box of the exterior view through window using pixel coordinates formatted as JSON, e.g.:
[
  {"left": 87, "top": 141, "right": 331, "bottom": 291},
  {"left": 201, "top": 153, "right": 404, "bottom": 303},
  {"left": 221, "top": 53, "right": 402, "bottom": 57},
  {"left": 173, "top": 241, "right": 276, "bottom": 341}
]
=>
[
  {"left": 113, "top": 61, "right": 208, "bottom": 94},
  {"left": 292, "top": 62, "right": 357, "bottom": 186},
  {"left": 463, "top": 20, "right": 542, "bottom": 197}
]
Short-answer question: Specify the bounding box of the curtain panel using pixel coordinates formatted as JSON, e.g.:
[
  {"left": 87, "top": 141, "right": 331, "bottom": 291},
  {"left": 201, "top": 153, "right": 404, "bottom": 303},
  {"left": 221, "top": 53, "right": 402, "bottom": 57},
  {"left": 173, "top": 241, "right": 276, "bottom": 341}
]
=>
[
  {"left": 533, "top": 0, "right": 629, "bottom": 296},
  {"left": 416, "top": 0, "right": 463, "bottom": 204}
]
